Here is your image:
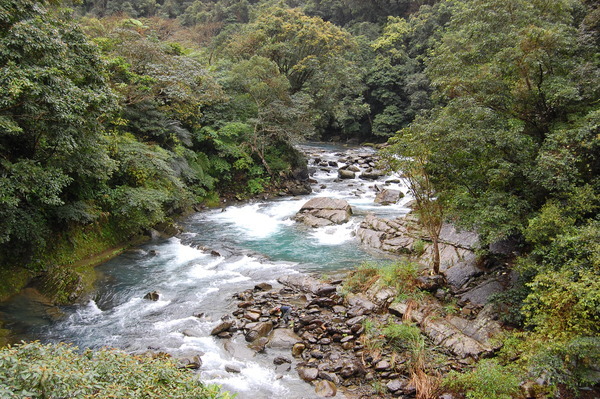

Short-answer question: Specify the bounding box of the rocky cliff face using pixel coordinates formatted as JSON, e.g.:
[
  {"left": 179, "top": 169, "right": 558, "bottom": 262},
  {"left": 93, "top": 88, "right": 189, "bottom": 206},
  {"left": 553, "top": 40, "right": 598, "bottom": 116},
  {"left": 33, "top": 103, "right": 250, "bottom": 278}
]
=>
[{"left": 356, "top": 214, "right": 481, "bottom": 290}]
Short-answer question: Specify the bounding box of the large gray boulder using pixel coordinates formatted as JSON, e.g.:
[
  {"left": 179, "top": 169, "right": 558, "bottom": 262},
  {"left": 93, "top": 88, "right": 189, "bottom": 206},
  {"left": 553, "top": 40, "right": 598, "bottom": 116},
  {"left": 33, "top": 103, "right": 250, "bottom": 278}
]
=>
[
  {"left": 267, "top": 328, "right": 302, "bottom": 349},
  {"left": 374, "top": 189, "right": 404, "bottom": 205},
  {"left": 338, "top": 168, "right": 356, "bottom": 179},
  {"left": 293, "top": 197, "right": 352, "bottom": 227}
]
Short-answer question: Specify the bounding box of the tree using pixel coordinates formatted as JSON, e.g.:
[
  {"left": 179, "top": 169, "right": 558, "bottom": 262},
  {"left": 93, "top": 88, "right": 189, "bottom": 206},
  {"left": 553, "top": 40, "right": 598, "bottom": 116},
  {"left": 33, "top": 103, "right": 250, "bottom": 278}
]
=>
[
  {"left": 391, "top": 0, "right": 600, "bottom": 244},
  {"left": 0, "top": 0, "right": 116, "bottom": 261},
  {"left": 366, "top": 3, "right": 453, "bottom": 137},
  {"left": 226, "top": 55, "right": 312, "bottom": 175},
  {"left": 225, "top": 7, "right": 355, "bottom": 94},
  {"left": 384, "top": 126, "right": 444, "bottom": 274}
]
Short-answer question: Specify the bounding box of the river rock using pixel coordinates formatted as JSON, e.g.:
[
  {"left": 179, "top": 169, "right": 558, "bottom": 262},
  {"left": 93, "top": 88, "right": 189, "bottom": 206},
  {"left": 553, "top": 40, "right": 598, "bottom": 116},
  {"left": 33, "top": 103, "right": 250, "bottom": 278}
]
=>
[
  {"left": 375, "top": 359, "right": 391, "bottom": 371},
  {"left": 245, "top": 321, "right": 273, "bottom": 342},
  {"left": 143, "top": 291, "right": 159, "bottom": 301},
  {"left": 254, "top": 282, "right": 273, "bottom": 291},
  {"left": 292, "top": 342, "right": 306, "bottom": 357},
  {"left": 225, "top": 364, "right": 241, "bottom": 373},
  {"left": 278, "top": 274, "right": 338, "bottom": 296},
  {"left": 248, "top": 336, "right": 269, "bottom": 352},
  {"left": 274, "top": 356, "right": 292, "bottom": 365},
  {"left": 268, "top": 328, "right": 302, "bottom": 349},
  {"left": 338, "top": 169, "right": 356, "bottom": 179},
  {"left": 386, "top": 379, "right": 406, "bottom": 393},
  {"left": 359, "top": 168, "right": 384, "bottom": 180},
  {"left": 315, "top": 380, "right": 337, "bottom": 397},
  {"left": 211, "top": 320, "right": 233, "bottom": 336},
  {"left": 374, "top": 189, "right": 404, "bottom": 205},
  {"left": 178, "top": 355, "right": 202, "bottom": 370},
  {"left": 294, "top": 197, "right": 352, "bottom": 227},
  {"left": 298, "top": 366, "right": 319, "bottom": 382},
  {"left": 244, "top": 311, "right": 261, "bottom": 322}
]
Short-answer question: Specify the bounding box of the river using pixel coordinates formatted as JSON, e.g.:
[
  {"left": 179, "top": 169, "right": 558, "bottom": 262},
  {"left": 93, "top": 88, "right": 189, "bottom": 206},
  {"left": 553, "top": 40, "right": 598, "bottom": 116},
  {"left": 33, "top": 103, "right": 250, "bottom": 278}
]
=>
[{"left": 0, "top": 143, "right": 411, "bottom": 398}]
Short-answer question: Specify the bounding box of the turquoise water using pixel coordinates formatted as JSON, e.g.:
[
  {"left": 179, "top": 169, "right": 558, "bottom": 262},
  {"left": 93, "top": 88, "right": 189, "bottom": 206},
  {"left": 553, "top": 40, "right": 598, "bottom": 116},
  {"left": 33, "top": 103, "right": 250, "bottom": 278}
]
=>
[{"left": 0, "top": 144, "right": 412, "bottom": 398}]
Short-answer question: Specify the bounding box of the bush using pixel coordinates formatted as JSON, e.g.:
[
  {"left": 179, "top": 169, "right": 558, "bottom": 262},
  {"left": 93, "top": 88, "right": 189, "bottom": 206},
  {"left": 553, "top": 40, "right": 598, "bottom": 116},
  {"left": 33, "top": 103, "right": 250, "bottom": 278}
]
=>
[
  {"left": 444, "top": 359, "right": 521, "bottom": 399},
  {"left": 342, "top": 262, "right": 380, "bottom": 294},
  {"left": 0, "top": 342, "right": 232, "bottom": 399}
]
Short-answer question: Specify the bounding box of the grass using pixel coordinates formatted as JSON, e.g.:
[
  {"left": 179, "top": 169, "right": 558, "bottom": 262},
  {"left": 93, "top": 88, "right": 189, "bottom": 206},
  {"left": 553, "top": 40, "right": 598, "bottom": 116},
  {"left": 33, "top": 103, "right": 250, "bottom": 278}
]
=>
[{"left": 343, "top": 260, "right": 424, "bottom": 302}]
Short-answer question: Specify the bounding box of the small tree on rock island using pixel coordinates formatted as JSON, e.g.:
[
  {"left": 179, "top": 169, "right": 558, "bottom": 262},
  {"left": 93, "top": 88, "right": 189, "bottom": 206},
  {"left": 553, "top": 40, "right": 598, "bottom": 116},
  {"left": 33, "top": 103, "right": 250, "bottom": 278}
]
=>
[{"left": 384, "top": 130, "right": 444, "bottom": 276}]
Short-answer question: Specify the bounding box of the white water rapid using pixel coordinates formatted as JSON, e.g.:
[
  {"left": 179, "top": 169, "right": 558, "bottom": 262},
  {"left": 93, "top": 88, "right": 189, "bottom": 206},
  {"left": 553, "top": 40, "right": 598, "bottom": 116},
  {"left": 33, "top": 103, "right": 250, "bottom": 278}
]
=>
[{"left": 0, "top": 143, "right": 413, "bottom": 398}]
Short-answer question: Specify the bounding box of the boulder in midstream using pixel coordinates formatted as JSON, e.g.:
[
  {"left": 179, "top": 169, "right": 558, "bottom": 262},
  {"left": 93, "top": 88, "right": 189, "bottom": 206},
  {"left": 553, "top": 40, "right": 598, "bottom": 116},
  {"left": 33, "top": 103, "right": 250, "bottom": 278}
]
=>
[{"left": 293, "top": 197, "right": 352, "bottom": 227}]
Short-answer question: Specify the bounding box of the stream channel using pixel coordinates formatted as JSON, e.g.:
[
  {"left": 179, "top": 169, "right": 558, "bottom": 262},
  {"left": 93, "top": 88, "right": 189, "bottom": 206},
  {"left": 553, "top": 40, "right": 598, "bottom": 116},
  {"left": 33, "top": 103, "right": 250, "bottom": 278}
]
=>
[{"left": 0, "top": 143, "right": 412, "bottom": 398}]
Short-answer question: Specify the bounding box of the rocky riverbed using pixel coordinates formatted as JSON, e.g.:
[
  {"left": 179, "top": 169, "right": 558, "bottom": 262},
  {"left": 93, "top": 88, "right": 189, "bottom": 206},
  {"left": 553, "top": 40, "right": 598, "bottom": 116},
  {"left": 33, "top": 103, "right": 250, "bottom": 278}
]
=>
[{"left": 204, "top": 267, "right": 507, "bottom": 398}]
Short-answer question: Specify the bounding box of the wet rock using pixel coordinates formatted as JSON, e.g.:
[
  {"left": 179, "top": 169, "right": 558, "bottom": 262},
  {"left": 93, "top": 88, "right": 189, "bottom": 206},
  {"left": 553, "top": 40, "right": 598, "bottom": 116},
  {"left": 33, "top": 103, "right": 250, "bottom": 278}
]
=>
[
  {"left": 178, "top": 355, "right": 202, "bottom": 370},
  {"left": 319, "top": 371, "right": 340, "bottom": 385},
  {"left": 339, "top": 360, "right": 363, "bottom": 378},
  {"left": 225, "top": 364, "right": 241, "bottom": 373},
  {"left": 245, "top": 321, "right": 273, "bottom": 342},
  {"left": 268, "top": 328, "right": 302, "bottom": 349},
  {"left": 274, "top": 356, "right": 292, "bottom": 365},
  {"left": 248, "top": 336, "right": 269, "bottom": 352},
  {"left": 143, "top": 291, "right": 160, "bottom": 301},
  {"left": 211, "top": 320, "right": 233, "bottom": 336},
  {"left": 244, "top": 311, "right": 261, "bottom": 322},
  {"left": 374, "top": 189, "right": 404, "bottom": 205},
  {"left": 288, "top": 183, "right": 312, "bottom": 196},
  {"left": 292, "top": 343, "right": 306, "bottom": 357},
  {"left": 294, "top": 197, "right": 353, "bottom": 227},
  {"left": 316, "top": 285, "right": 337, "bottom": 296},
  {"left": 359, "top": 168, "right": 384, "bottom": 180},
  {"left": 315, "top": 380, "right": 337, "bottom": 397},
  {"left": 333, "top": 305, "right": 347, "bottom": 314},
  {"left": 278, "top": 274, "right": 340, "bottom": 296},
  {"left": 341, "top": 341, "right": 354, "bottom": 350},
  {"left": 298, "top": 367, "right": 319, "bottom": 382},
  {"left": 338, "top": 169, "right": 356, "bottom": 179},
  {"left": 254, "top": 282, "right": 273, "bottom": 291},
  {"left": 346, "top": 316, "right": 365, "bottom": 326}
]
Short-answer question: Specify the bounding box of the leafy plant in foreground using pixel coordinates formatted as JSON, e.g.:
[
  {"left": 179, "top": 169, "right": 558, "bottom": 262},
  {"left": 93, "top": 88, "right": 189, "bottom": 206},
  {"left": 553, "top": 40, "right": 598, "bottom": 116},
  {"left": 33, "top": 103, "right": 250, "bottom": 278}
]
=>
[{"left": 0, "top": 342, "right": 232, "bottom": 399}]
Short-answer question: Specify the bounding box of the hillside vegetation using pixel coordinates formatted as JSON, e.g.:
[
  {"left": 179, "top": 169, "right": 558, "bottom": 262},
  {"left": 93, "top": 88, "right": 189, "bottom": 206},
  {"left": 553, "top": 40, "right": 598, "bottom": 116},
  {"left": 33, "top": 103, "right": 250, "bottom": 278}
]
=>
[{"left": 0, "top": 0, "right": 598, "bottom": 397}]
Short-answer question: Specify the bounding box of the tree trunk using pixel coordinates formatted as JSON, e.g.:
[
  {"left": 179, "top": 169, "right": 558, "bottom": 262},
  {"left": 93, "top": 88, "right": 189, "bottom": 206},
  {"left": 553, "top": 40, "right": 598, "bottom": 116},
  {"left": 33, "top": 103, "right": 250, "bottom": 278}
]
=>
[{"left": 432, "top": 235, "right": 441, "bottom": 275}]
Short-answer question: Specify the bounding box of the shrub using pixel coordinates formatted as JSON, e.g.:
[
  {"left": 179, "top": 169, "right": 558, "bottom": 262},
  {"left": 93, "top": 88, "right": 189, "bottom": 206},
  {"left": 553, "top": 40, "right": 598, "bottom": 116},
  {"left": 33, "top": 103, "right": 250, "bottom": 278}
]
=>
[
  {"left": 342, "top": 262, "right": 380, "bottom": 294},
  {"left": 444, "top": 359, "right": 521, "bottom": 399},
  {"left": 383, "top": 322, "right": 422, "bottom": 352},
  {"left": 0, "top": 342, "right": 232, "bottom": 399}
]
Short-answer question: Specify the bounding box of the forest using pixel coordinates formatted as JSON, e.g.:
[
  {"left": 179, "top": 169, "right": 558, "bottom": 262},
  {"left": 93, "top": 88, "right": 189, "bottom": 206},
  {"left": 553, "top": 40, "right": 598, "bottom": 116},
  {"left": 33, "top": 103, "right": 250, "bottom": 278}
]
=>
[{"left": 0, "top": 0, "right": 598, "bottom": 397}]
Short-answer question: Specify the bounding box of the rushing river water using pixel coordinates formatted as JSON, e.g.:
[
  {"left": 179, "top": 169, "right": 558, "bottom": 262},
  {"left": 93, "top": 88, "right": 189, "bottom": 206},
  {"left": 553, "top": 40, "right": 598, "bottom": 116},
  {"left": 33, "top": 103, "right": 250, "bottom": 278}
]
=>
[{"left": 0, "top": 143, "right": 412, "bottom": 398}]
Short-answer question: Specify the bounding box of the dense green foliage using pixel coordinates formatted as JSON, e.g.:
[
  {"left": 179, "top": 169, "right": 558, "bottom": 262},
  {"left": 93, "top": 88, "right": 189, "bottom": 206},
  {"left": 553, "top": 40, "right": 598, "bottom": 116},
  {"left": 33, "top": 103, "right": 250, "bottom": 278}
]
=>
[
  {"left": 1, "top": 0, "right": 599, "bottom": 396},
  {"left": 0, "top": 341, "right": 232, "bottom": 398},
  {"left": 384, "top": 0, "right": 600, "bottom": 394}
]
